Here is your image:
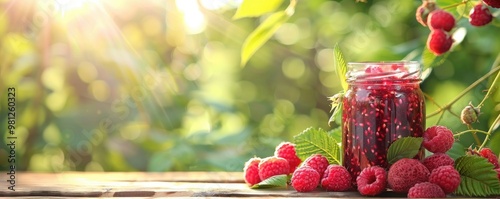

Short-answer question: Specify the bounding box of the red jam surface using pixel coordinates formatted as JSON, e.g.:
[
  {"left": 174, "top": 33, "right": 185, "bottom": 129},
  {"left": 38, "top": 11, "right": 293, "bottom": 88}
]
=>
[{"left": 342, "top": 62, "right": 425, "bottom": 183}]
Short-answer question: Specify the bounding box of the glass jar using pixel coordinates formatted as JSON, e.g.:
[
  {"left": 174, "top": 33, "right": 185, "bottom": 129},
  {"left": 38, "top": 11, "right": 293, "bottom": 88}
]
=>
[{"left": 341, "top": 61, "right": 425, "bottom": 181}]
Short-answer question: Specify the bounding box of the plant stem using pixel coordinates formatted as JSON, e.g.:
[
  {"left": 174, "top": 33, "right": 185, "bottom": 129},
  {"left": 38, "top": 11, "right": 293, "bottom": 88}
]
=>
[
  {"left": 477, "top": 72, "right": 499, "bottom": 108},
  {"left": 441, "top": 0, "right": 468, "bottom": 10},
  {"left": 427, "top": 65, "right": 500, "bottom": 118},
  {"left": 479, "top": 113, "right": 500, "bottom": 150},
  {"left": 468, "top": 125, "right": 482, "bottom": 146},
  {"left": 454, "top": 129, "right": 489, "bottom": 137}
]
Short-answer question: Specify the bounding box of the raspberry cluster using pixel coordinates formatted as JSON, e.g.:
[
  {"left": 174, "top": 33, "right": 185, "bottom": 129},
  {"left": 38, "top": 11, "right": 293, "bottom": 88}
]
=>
[
  {"left": 416, "top": 0, "right": 497, "bottom": 56},
  {"left": 243, "top": 126, "right": 499, "bottom": 196},
  {"left": 243, "top": 142, "right": 300, "bottom": 186}
]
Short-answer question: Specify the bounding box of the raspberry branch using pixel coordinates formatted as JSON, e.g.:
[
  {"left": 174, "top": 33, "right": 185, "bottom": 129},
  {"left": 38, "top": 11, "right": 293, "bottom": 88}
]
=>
[{"left": 426, "top": 64, "right": 500, "bottom": 119}]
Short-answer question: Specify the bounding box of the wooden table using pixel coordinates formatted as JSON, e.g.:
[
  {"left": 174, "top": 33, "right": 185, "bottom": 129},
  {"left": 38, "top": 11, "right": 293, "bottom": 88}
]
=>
[{"left": 0, "top": 172, "right": 484, "bottom": 198}]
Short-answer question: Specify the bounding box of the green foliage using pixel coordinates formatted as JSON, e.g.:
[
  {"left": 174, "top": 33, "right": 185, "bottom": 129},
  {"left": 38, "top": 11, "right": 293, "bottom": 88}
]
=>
[
  {"left": 240, "top": 11, "right": 290, "bottom": 66},
  {"left": 447, "top": 142, "right": 467, "bottom": 160},
  {"left": 454, "top": 155, "right": 500, "bottom": 197},
  {"left": 334, "top": 43, "right": 348, "bottom": 91},
  {"left": 251, "top": 174, "right": 288, "bottom": 189},
  {"left": 233, "top": 0, "right": 285, "bottom": 19},
  {"left": 387, "top": 137, "right": 423, "bottom": 164},
  {"left": 293, "top": 127, "right": 340, "bottom": 164}
]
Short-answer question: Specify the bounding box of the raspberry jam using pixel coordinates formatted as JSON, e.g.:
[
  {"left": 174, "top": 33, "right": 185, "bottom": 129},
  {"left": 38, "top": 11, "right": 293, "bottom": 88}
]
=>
[{"left": 342, "top": 61, "right": 425, "bottom": 182}]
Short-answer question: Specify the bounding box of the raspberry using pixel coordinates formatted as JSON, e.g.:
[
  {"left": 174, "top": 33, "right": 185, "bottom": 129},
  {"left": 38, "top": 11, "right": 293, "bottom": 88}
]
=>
[
  {"left": 388, "top": 158, "right": 430, "bottom": 193},
  {"left": 356, "top": 166, "right": 387, "bottom": 196},
  {"left": 423, "top": 125, "right": 454, "bottom": 153},
  {"left": 365, "top": 65, "right": 383, "bottom": 73},
  {"left": 422, "top": 153, "right": 455, "bottom": 172},
  {"left": 479, "top": 148, "right": 500, "bottom": 169},
  {"left": 429, "top": 165, "right": 461, "bottom": 193},
  {"left": 408, "top": 182, "right": 446, "bottom": 198},
  {"left": 291, "top": 166, "right": 320, "bottom": 192},
  {"left": 243, "top": 157, "right": 262, "bottom": 186},
  {"left": 321, "top": 165, "right": 352, "bottom": 192},
  {"left": 416, "top": 0, "right": 437, "bottom": 26},
  {"left": 258, "top": 156, "right": 290, "bottom": 180},
  {"left": 483, "top": 0, "right": 500, "bottom": 8},
  {"left": 469, "top": 4, "right": 493, "bottom": 27},
  {"left": 461, "top": 103, "right": 480, "bottom": 125},
  {"left": 427, "top": 10, "right": 455, "bottom": 32},
  {"left": 495, "top": 168, "right": 500, "bottom": 180},
  {"left": 274, "top": 142, "right": 302, "bottom": 174},
  {"left": 302, "top": 154, "right": 329, "bottom": 178},
  {"left": 426, "top": 29, "right": 453, "bottom": 56}
]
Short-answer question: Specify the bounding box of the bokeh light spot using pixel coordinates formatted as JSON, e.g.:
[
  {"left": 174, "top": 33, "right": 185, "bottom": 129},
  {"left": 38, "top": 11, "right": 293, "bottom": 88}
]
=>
[
  {"left": 89, "top": 80, "right": 110, "bottom": 102},
  {"left": 77, "top": 62, "right": 98, "bottom": 83},
  {"left": 282, "top": 57, "right": 305, "bottom": 79}
]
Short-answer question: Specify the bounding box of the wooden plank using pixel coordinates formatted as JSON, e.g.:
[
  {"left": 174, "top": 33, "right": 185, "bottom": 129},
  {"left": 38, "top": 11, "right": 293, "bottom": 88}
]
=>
[
  {"left": 13, "top": 172, "right": 244, "bottom": 183},
  {"left": 0, "top": 173, "right": 494, "bottom": 198}
]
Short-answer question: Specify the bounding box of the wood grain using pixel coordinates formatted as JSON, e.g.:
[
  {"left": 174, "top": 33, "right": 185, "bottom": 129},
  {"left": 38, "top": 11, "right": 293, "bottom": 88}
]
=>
[{"left": 0, "top": 172, "right": 490, "bottom": 198}]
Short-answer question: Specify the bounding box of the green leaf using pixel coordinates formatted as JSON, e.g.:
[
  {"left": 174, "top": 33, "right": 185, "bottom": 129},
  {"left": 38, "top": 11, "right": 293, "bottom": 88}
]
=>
[
  {"left": 328, "top": 92, "right": 344, "bottom": 126},
  {"left": 240, "top": 11, "right": 290, "bottom": 66},
  {"left": 251, "top": 174, "right": 288, "bottom": 189},
  {"left": 454, "top": 155, "right": 500, "bottom": 197},
  {"left": 293, "top": 127, "right": 341, "bottom": 164},
  {"left": 334, "top": 43, "right": 348, "bottom": 91},
  {"left": 447, "top": 142, "right": 466, "bottom": 160},
  {"left": 387, "top": 137, "right": 423, "bottom": 164},
  {"left": 233, "top": 0, "right": 285, "bottom": 19},
  {"left": 327, "top": 127, "right": 343, "bottom": 164},
  {"left": 421, "top": 47, "right": 449, "bottom": 69}
]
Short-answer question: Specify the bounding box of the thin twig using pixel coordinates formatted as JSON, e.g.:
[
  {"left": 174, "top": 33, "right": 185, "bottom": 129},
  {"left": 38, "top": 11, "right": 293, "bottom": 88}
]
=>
[
  {"left": 479, "top": 113, "right": 500, "bottom": 149},
  {"left": 427, "top": 65, "right": 500, "bottom": 118}
]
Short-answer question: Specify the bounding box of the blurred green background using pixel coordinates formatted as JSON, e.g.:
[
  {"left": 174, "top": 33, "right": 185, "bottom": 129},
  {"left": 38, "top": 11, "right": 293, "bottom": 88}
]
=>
[{"left": 0, "top": 0, "right": 499, "bottom": 172}]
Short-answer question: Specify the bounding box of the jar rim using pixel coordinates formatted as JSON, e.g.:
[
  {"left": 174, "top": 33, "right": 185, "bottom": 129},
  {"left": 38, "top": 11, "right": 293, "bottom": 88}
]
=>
[
  {"left": 346, "top": 61, "right": 422, "bottom": 82},
  {"left": 347, "top": 61, "right": 420, "bottom": 66}
]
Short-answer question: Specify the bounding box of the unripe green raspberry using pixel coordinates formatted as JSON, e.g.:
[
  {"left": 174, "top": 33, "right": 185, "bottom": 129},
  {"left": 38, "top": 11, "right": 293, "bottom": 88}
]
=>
[{"left": 460, "top": 103, "right": 480, "bottom": 125}]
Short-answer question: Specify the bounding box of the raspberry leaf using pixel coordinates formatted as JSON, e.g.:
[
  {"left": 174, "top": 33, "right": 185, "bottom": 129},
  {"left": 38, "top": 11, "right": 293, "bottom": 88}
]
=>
[
  {"left": 293, "top": 127, "right": 340, "bottom": 164},
  {"left": 328, "top": 92, "right": 343, "bottom": 126},
  {"left": 233, "top": 0, "right": 285, "bottom": 19},
  {"left": 422, "top": 47, "right": 449, "bottom": 69},
  {"left": 240, "top": 11, "right": 291, "bottom": 66},
  {"left": 447, "top": 142, "right": 466, "bottom": 160},
  {"left": 334, "top": 43, "right": 348, "bottom": 91},
  {"left": 387, "top": 137, "right": 423, "bottom": 164},
  {"left": 454, "top": 155, "right": 500, "bottom": 197},
  {"left": 251, "top": 174, "right": 288, "bottom": 189}
]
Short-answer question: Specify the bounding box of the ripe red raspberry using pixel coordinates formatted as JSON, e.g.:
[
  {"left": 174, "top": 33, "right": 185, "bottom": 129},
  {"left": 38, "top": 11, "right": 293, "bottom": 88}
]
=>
[
  {"left": 302, "top": 154, "right": 329, "bottom": 178},
  {"left": 483, "top": 0, "right": 500, "bottom": 8},
  {"left": 291, "top": 166, "right": 320, "bottom": 192},
  {"left": 469, "top": 4, "right": 493, "bottom": 27},
  {"left": 408, "top": 182, "right": 446, "bottom": 198},
  {"left": 274, "top": 142, "right": 302, "bottom": 174},
  {"left": 427, "top": 10, "right": 455, "bottom": 32},
  {"left": 258, "top": 156, "right": 290, "bottom": 180},
  {"left": 243, "top": 157, "right": 262, "bottom": 186},
  {"left": 429, "top": 165, "right": 461, "bottom": 193},
  {"left": 356, "top": 166, "right": 387, "bottom": 196},
  {"left": 321, "top": 165, "right": 352, "bottom": 192},
  {"left": 495, "top": 168, "right": 500, "bottom": 180},
  {"left": 422, "top": 153, "right": 455, "bottom": 172},
  {"left": 423, "top": 125, "right": 454, "bottom": 153},
  {"left": 479, "top": 148, "right": 500, "bottom": 168},
  {"left": 416, "top": 0, "right": 437, "bottom": 26},
  {"left": 426, "top": 29, "right": 453, "bottom": 56},
  {"left": 388, "top": 158, "right": 430, "bottom": 193}
]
